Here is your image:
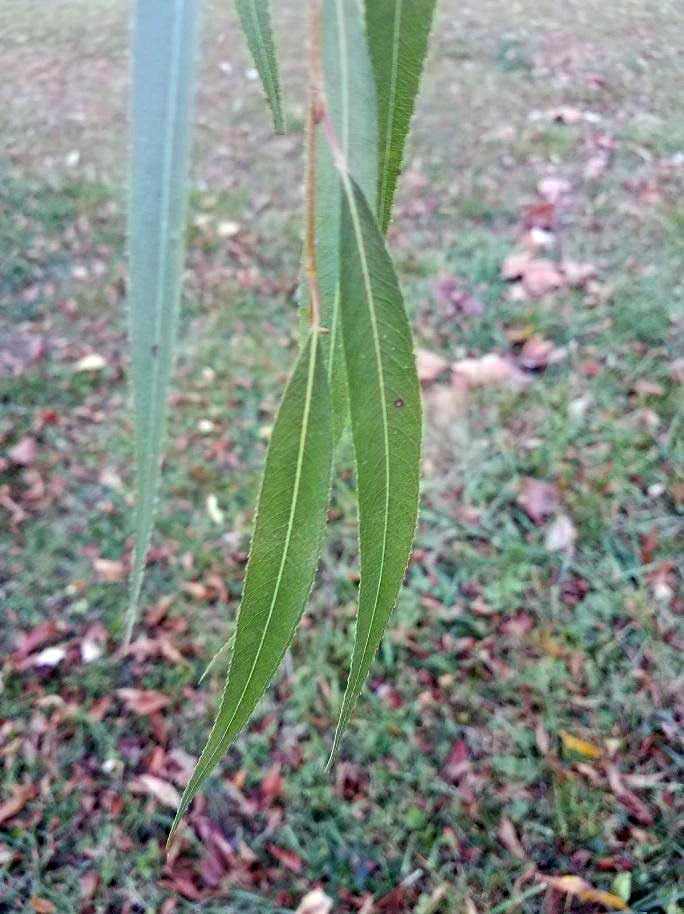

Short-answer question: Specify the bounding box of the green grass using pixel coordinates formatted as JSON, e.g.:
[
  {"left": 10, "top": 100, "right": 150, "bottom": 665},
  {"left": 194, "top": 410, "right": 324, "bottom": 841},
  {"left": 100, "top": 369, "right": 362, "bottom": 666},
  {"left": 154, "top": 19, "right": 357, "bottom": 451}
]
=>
[{"left": 2, "top": 0, "right": 684, "bottom": 912}]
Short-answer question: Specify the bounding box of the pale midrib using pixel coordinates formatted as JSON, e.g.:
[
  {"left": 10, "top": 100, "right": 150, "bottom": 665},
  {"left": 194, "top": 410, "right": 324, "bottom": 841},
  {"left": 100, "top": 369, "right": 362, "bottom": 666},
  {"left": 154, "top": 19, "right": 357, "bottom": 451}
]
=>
[
  {"left": 129, "top": 0, "right": 186, "bottom": 628},
  {"left": 246, "top": 0, "right": 279, "bottom": 117},
  {"left": 335, "top": 177, "right": 391, "bottom": 742},
  {"left": 183, "top": 336, "right": 319, "bottom": 796},
  {"left": 378, "top": 0, "right": 403, "bottom": 227}
]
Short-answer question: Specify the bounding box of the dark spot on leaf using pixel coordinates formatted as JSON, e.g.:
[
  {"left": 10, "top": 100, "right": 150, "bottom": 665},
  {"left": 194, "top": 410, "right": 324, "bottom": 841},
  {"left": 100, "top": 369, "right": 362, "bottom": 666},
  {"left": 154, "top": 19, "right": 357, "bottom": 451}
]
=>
[{"left": 394, "top": 398, "right": 405, "bottom": 408}]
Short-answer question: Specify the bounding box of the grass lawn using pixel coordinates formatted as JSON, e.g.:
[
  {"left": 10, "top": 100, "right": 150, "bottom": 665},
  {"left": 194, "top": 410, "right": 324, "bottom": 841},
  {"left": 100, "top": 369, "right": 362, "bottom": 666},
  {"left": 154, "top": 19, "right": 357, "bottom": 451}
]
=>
[{"left": 1, "top": 1, "right": 683, "bottom": 912}]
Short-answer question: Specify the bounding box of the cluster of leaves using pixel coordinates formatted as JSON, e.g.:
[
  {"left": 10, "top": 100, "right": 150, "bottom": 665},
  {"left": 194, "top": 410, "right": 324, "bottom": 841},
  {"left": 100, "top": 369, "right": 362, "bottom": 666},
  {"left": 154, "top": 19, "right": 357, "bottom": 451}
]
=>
[{"left": 127, "top": 0, "right": 437, "bottom": 838}]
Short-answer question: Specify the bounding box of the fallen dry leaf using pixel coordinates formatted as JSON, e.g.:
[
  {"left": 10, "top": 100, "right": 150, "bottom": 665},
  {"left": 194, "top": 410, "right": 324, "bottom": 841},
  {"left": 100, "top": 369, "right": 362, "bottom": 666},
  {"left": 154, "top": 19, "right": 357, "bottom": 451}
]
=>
[
  {"left": 267, "top": 843, "right": 304, "bottom": 873},
  {"left": 453, "top": 353, "right": 530, "bottom": 389},
  {"left": 295, "top": 889, "right": 334, "bottom": 914},
  {"left": 559, "top": 730, "right": 603, "bottom": 759},
  {"left": 31, "top": 899, "right": 56, "bottom": 914},
  {"left": 117, "top": 688, "right": 171, "bottom": 716},
  {"left": 545, "top": 514, "right": 578, "bottom": 553},
  {"left": 498, "top": 817, "right": 526, "bottom": 860},
  {"left": 517, "top": 478, "right": 559, "bottom": 524},
  {"left": 521, "top": 260, "right": 564, "bottom": 298},
  {"left": 562, "top": 259, "right": 597, "bottom": 288},
  {"left": 92, "top": 557, "right": 127, "bottom": 582},
  {"left": 543, "top": 875, "right": 629, "bottom": 911},
  {"left": 416, "top": 349, "right": 450, "bottom": 384},
  {"left": 130, "top": 774, "right": 181, "bottom": 809},
  {"left": 8, "top": 436, "right": 37, "bottom": 466},
  {"left": 518, "top": 335, "right": 555, "bottom": 370},
  {"left": 0, "top": 784, "right": 38, "bottom": 825},
  {"left": 538, "top": 176, "right": 571, "bottom": 204}
]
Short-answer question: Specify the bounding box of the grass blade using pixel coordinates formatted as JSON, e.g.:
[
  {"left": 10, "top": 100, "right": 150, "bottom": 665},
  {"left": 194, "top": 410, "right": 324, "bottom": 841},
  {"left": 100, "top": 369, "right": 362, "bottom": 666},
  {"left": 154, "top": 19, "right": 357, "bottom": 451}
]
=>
[
  {"left": 170, "top": 333, "right": 333, "bottom": 839},
  {"left": 235, "top": 0, "right": 285, "bottom": 133},
  {"left": 127, "top": 0, "right": 201, "bottom": 642},
  {"left": 366, "top": 0, "right": 437, "bottom": 232},
  {"left": 330, "top": 175, "right": 421, "bottom": 759},
  {"left": 305, "top": 0, "right": 378, "bottom": 441}
]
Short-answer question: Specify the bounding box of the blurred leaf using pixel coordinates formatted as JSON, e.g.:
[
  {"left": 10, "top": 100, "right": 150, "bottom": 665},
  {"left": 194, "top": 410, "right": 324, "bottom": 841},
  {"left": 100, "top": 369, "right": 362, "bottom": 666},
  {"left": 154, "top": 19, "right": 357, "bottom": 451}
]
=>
[
  {"left": 170, "top": 334, "right": 333, "bottom": 838},
  {"left": 366, "top": 0, "right": 437, "bottom": 232},
  {"left": 127, "top": 0, "right": 201, "bottom": 641},
  {"left": 235, "top": 0, "right": 284, "bottom": 133},
  {"left": 331, "top": 176, "right": 421, "bottom": 758},
  {"left": 559, "top": 730, "right": 603, "bottom": 759}
]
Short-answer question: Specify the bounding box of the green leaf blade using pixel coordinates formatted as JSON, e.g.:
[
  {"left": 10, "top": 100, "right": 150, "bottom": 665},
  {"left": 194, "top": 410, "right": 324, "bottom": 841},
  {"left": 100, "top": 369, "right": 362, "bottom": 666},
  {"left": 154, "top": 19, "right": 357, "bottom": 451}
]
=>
[
  {"left": 331, "top": 176, "right": 422, "bottom": 757},
  {"left": 235, "top": 0, "right": 285, "bottom": 133},
  {"left": 170, "top": 334, "right": 333, "bottom": 839},
  {"left": 305, "top": 0, "right": 378, "bottom": 441},
  {"left": 366, "top": 0, "right": 437, "bottom": 232},
  {"left": 127, "top": 0, "right": 201, "bottom": 642}
]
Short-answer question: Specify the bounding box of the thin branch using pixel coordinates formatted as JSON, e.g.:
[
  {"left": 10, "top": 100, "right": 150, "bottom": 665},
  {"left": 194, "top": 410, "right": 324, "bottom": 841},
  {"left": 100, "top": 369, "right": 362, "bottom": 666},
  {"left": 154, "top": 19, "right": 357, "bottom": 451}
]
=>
[{"left": 305, "top": 0, "right": 324, "bottom": 331}]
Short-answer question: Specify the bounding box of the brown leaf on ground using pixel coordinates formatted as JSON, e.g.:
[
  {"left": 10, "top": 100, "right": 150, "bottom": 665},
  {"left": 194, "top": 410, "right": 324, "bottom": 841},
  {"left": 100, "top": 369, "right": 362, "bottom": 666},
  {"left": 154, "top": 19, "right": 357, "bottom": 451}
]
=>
[
  {"left": 453, "top": 353, "right": 530, "bottom": 389},
  {"left": 518, "top": 335, "right": 555, "bottom": 370},
  {"left": 517, "top": 478, "right": 559, "bottom": 524},
  {"left": 267, "top": 844, "right": 304, "bottom": 874},
  {"left": 545, "top": 514, "right": 578, "bottom": 553},
  {"left": 498, "top": 817, "right": 527, "bottom": 860},
  {"left": 8, "top": 436, "right": 37, "bottom": 466},
  {"left": 542, "top": 875, "right": 629, "bottom": 911},
  {"left": 521, "top": 260, "right": 564, "bottom": 297},
  {"left": 92, "top": 557, "right": 127, "bottom": 582},
  {"left": 13, "top": 621, "right": 61, "bottom": 660},
  {"left": 130, "top": 775, "right": 181, "bottom": 809},
  {"left": 295, "top": 889, "right": 334, "bottom": 914},
  {"left": 605, "top": 762, "right": 654, "bottom": 825},
  {"left": 31, "top": 898, "right": 56, "bottom": 914},
  {"left": 0, "top": 333, "right": 46, "bottom": 377},
  {"left": 416, "top": 349, "right": 450, "bottom": 384},
  {"left": 538, "top": 176, "right": 571, "bottom": 204},
  {"left": 0, "top": 784, "right": 38, "bottom": 825},
  {"left": 562, "top": 259, "right": 597, "bottom": 288},
  {"left": 117, "top": 688, "right": 171, "bottom": 716}
]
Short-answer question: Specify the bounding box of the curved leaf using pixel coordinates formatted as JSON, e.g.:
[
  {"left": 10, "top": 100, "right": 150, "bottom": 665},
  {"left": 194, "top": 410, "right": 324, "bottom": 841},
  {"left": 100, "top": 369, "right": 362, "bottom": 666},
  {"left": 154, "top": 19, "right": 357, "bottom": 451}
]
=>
[
  {"left": 170, "top": 333, "right": 332, "bottom": 839},
  {"left": 235, "top": 0, "right": 285, "bottom": 133},
  {"left": 366, "top": 0, "right": 437, "bottom": 232},
  {"left": 302, "top": 0, "right": 378, "bottom": 441},
  {"left": 127, "top": 0, "right": 201, "bottom": 642},
  {"left": 330, "top": 175, "right": 421, "bottom": 758}
]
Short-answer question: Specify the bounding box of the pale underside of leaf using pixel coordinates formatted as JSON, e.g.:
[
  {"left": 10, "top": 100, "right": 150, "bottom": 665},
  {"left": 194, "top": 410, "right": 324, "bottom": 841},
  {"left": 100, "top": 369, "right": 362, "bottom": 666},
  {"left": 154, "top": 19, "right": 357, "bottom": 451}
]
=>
[
  {"left": 127, "top": 0, "right": 201, "bottom": 642},
  {"left": 235, "top": 0, "right": 285, "bottom": 133},
  {"left": 170, "top": 333, "right": 332, "bottom": 839},
  {"left": 330, "top": 174, "right": 421, "bottom": 759},
  {"left": 365, "top": 0, "right": 437, "bottom": 232},
  {"left": 300, "top": 0, "right": 378, "bottom": 442}
]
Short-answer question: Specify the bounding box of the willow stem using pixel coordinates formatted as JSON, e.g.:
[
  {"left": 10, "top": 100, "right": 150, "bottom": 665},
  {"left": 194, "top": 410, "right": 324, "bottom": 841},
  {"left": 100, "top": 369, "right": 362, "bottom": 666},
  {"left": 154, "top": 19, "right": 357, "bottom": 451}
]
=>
[{"left": 305, "top": 0, "right": 324, "bottom": 331}]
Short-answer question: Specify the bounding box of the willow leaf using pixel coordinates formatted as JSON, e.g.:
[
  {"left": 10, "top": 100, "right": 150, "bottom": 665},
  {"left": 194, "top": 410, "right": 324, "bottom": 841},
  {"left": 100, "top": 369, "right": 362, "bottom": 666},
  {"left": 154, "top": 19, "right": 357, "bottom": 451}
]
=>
[
  {"left": 127, "top": 0, "right": 201, "bottom": 642},
  {"left": 366, "top": 0, "right": 437, "bottom": 232},
  {"left": 170, "top": 334, "right": 332, "bottom": 839},
  {"left": 302, "top": 0, "right": 377, "bottom": 441},
  {"left": 331, "top": 176, "right": 421, "bottom": 758},
  {"left": 235, "top": 0, "right": 284, "bottom": 133}
]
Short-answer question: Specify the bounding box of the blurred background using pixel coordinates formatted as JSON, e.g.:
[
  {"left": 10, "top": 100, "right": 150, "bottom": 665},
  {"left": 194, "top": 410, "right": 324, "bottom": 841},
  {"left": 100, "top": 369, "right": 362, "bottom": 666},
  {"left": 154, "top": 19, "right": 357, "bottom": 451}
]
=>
[{"left": 1, "top": 1, "right": 683, "bottom": 912}]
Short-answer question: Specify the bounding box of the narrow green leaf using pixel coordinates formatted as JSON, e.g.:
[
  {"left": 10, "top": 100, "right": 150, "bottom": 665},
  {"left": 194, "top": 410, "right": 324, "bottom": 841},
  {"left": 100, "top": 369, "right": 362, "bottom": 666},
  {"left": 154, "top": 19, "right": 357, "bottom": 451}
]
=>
[
  {"left": 127, "top": 0, "right": 201, "bottom": 642},
  {"left": 170, "top": 333, "right": 332, "bottom": 839},
  {"left": 330, "top": 175, "right": 421, "bottom": 758},
  {"left": 366, "top": 0, "right": 437, "bottom": 232},
  {"left": 302, "top": 0, "right": 378, "bottom": 441},
  {"left": 235, "top": 0, "right": 285, "bottom": 134}
]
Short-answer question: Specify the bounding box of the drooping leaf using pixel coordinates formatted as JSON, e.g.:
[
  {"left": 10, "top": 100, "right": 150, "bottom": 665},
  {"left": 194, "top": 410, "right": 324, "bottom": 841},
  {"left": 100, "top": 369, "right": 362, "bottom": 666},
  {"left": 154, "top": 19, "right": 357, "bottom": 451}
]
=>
[
  {"left": 330, "top": 175, "right": 421, "bottom": 758},
  {"left": 301, "top": 0, "right": 378, "bottom": 441},
  {"left": 235, "top": 0, "right": 285, "bottom": 133},
  {"left": 170, "top": 333, "right": 332, "bottom": 839},
  {"left": 365, "top": 0, "right": 437, "bottom": 232},
  {"left": 127, "top": 0, "right": 202, "bottom": 642}
]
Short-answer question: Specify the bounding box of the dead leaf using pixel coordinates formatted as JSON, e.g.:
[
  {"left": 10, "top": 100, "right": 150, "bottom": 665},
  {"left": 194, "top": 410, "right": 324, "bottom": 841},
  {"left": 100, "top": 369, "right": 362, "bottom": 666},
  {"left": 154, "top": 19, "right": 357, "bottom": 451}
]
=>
[
  {"left": 453, "top": 353, "right": 530, "bottom": 389},
  {"left": 543, "top": 875, "right": 629, "bottom": 911},
  {"left": 117, "top": 688, "right": 171, "bottom": 716},
  {"left": 538, "top": 177, "right": 571, "bottom": 204},
  {"left": 0, "top": 784, "right": 38, "bottom": 825},
  {"left": 545, "top": 514, "right": 577, "bottom": 553},
  {"left": 562, "top": 260, "right": 597, "bottom": 288},
  {"left": 559, "top": 730, "right": 602, "bottom": 759},
  {"left": 518, "top": 335, "right": 555, "bottom": 370},
  {"left": 0, "top": 332, "right": 46, "bottom": 378},
  {"left": 8, "top": 436, "right": 37, "bottom": 466},
  {"left": 267, "top": 843, "right": 304, "bottom": 873},
  {"left": 130, "top": 774, "right": 181, "bottom": 809},
  {"left": 520, "top": 260, "right": 564, "bottom": 298},
  {"left": 501, "top": 252, "right": 532, "bottom": 280},
  {"left": 31, "top": 899, "right": 56, "bottom": 914},
  {"left": 14, "top": 622, "right": 61, "bottom": 660},
  {"left": 498, "top": 817, "right": 526, "bottom": 860},
  {"left": 416, "top": 349, "right": 450, "bottom": 384},
  {"left": 296, "top": 889, "right": 334, "bottom": 914},
  {"left": 74, "top": 353, "right": 106, "bottom": 372},
  {"left": 517, "top": 478, "right": 559, "bottom": 524},
  {"left": 605, "top": 762, "right": 654, "bottom": 825},
  {"left": 92, "top": 557, "right": 126, "bottom": 582}
]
